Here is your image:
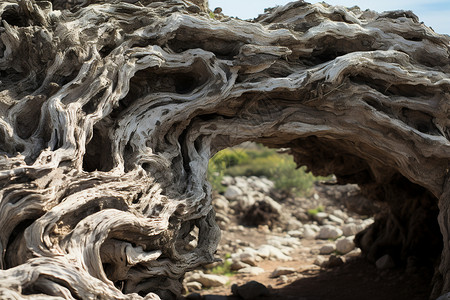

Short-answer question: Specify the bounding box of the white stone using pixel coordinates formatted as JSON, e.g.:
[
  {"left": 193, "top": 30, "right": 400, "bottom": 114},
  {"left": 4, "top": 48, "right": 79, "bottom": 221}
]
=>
[
  {"left": 319, "top": 244, "right": 336, "bottom": 255},
  {"left": 270, "top": 267, "right": 296, "bottom": 278},
  {"left": 287, "top": 230, "right": 303, "bottom": 238},
  {"left": 328, "top": 214, "right": 344, "bottom": 225},
  {"left": 189, "top": 272, "right": 228, "bottom": 288},
  {"left": 238, "top": 252, "right": 257, "bottom": 266},
  {"left": 185, "top": 281, "right": 202, "bottom": 291},
  {"left": 224, "top": 186, "right": 243, "bottom": 201},
  {"left": 237, "top": 266, "right": 265, "bottom": 275},
  {"left": 314, "top": 256, "right": 327, "bottom": 267},
  {"left": 332, "top": 209, "right": 348, "bottom": 221},
  {"left": 256, "top": 244, "right": 292, "bottom": 261},
  {"left": 342, "top": 223, "right": 359, "bottom": 236},
  {"left": 314, "top": 212, "right": 328, "bottom": 223},
  {"left": 336, "top": 237, "right": 355, "bottom": 254},
  {"left": 302, "top": 227, "right": 317, "bottom": 240},
  {"left": 317, "top": 225, "right": 343, "bottom": 240}
]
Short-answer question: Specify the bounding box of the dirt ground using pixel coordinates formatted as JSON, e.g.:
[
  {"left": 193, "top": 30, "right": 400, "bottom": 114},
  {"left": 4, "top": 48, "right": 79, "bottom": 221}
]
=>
[{"left": 188, "top": 226, "right": 433, "bottom": 300}]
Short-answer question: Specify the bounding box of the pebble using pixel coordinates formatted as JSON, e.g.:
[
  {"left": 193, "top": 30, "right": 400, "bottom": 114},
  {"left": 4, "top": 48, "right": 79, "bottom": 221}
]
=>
[
  {"left": 319, "top": 243, "right": 336, "bottom": 255},
  {"left": 270, "top": 266, "right": 296, "bottom": 278},
  {"left": 238, "top": 266, "right": 265, "bottom": 275},
  {"left": 336, "top": 237, "right": 355, "bottom": 254},
  {"left": 224, "top": 186, "right": 243, "bottom": 201},
  {"left": 187, "top": 272, "right": 228, "bottom": 288},
  {"left": 317, "top": 225, "right": 343, "bottom": 240}
]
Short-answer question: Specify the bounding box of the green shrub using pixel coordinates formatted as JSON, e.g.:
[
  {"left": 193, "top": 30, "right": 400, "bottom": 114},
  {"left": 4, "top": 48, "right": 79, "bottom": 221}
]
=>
[
  {"left": 207, "top": 144, "right": 329, "bottom": 197},
  {"left": 307, "top": 205, "right": 325, "bottom": 216},
  {"left": 209, "top": 259, "right": 234, "bottom": 277}
]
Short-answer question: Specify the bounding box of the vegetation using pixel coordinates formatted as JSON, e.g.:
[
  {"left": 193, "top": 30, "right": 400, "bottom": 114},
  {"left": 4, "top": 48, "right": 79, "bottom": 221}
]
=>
[
  {"left": 207, "top": 143, "right": 328, "bottom": 197},
  {"left": 208, "top": 254, "right": 234, "bottom": 277},
  {"left": 307, "top": 205, "right": 325, "bottom": 216}
]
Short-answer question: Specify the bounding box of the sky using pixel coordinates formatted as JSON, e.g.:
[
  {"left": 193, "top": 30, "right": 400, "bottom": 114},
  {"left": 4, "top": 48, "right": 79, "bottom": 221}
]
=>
[{"left": 208, "top": 0, "right": 450, "bottom": 35}]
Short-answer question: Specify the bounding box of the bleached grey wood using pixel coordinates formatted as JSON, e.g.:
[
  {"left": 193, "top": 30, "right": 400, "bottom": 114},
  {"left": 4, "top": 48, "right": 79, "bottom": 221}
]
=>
[{"left": 0, "top": 0, "right": 449, "bottom": 299}]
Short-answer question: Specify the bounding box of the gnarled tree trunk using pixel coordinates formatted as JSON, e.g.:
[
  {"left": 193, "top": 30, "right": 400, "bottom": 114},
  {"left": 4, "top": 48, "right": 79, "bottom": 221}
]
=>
[{"left": 0, "top": 0, "right": 449, "bottom": 299}]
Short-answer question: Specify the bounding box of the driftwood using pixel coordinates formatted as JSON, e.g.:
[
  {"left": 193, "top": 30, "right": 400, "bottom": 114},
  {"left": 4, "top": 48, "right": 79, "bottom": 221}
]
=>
[{"left": 0, "top": 0, "right": 449, "bottom": 299}]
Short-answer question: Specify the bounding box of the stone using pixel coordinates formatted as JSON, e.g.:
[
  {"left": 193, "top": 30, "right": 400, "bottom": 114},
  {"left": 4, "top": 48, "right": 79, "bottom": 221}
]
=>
[
  {"left": 287, "top": 230, "right": 303, "bottom": 238},
  {"left": 232, "top": 281, "right": 269, "bottom": 299},
  {"left": 320, "top": 243, "right": 336, "bottom": 255},
  {"left": 213, "top": 195, "right": 229, "bottom": 213},
  {"left": 332, "top": 209, "right": 348, "bottom": 221},
  {"left": 189, "top": 272, "right": 228, "bottom": 288},
  {"left": 238, "top": 252, "right": 257, "bottom": 266},
  {"left": 231, "top": 260, "right": 250, "bottom": 271},
  {"left": 328, "top": 214, "right": 344, "bottom": 225},
  {"left": 185, "top": 281, "right": 202, "bottom": 291},
  {"left": 344, "top": 248, "right": 362, "bottom": 258},
  {"left": 302, "top": 226, "right": 317, "bottom": 239},
  {"left": 256, "top": 245, "right": 292, "bottom": 261},
  {"left": 327, "top": 255, "right": 345, "bottom": 268},
  {"left": 376, "top": 254, "right": 395, "bottom": 270},
  {"left": 237, "top": 266, "right": 265, "bottom": 275},
  {"left": 314, "top": 212, "right": 328, "bottom": 223},
  {"left": 270, "top": 266, "right": 296, "bottom": 278},
  {"left": 342, "top": 223, "right": 359, "bottom": 236},
  {"left": 224, "top": 186, "right": 243, "bottom": 201},
  {"left": 314, "top": 255, "right": 327, "bottom": 267},
  {"left": 336, "top": 237, "right": 355, "bottom": 254},
  {"left": 277, "top": 275, "right": 289, "bottom": 284},
  {"left": 317, "top": 225, "right": 343, "bottom": 240}
]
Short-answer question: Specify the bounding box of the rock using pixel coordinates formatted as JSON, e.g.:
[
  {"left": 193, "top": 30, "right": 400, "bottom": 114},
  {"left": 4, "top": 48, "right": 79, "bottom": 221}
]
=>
[
  {"left": 286, "top": 219, "right": 303, "bottom": 231},
  {"left": 270, "top": 266, "right": 296, "bottom": 278},
  {"left": 232, "top": 281, "right": 269, "bottom": 299},
  {"left": 344, "top": 248, "right": 361, "bottom": 258},
  {"left": 185, "top": 281, "right": 202, "bottom": 291},
  {"left": 231, "top": 260, "right": 250, "bottom": 271},
  {"left": 224, "top": 186, "right": 243, "bottom": 201},
  {"left": 277, "top": 275, "right": 289, "bottom": 284},
  {"left": 287, "top": 230, "right": 302, "bottom": 238},
  {"left": 314, "top": 255, "right": 327, "bottom": 267},
  {"left": 376, "top": 254, "right": 395, "bottom": 270},
  {"left": 328, "top": 214, "right": 344, "bottom": 225},
  {"left": 314, "top": 212, "right": 328, "bottom": 223},
  {"left": 336, "top": 237, "right": 355, "bottom": 254},
  {"left": 332, "top": 209, "right": 348, "bottom": 221},
  {"left": 221, "top": 176, "right": 234, "bottom": 186},
  {"left": 213, "top": 7, "right": 222, "bottom": 14},
  {"left": 189, "top": 272, "right": 228, "bottom": 288},
  {"left": 213, "top": 195, "right": 229, "bottom": 213},
  {"left": 342, "top": 223, "right": 359, "bottom": 236},
  {"left": 237, "top": 266, "right": 265, "bottom": 275},
  {"left": 256, "top": 244, "right": 292, "bottom": 261},
  {"left": 327, "top": 255, "right": 345, "bottom": 268},
  {"left": 319, "top": 243, "right": 336, "bottom": 255},
  {"left": 302, "top": 226, "right": 317, "bottom": 239},
  {"left": 317, "top": 225, "right": 343, "bottom": 240},
  {"left": 238, "top": 252, "right": 257, "bottom": 266}
]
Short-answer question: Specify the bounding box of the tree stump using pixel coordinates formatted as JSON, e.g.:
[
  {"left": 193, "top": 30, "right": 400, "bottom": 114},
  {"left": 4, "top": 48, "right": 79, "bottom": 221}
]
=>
[{"left": 0, "top": 0, "right": 449, "bottom": 299}]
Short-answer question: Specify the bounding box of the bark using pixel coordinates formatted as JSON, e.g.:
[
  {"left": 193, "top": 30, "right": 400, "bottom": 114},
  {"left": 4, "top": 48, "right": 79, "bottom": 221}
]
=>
[{"left": 0, "top": 0, "right": 449, "bottom": 299}]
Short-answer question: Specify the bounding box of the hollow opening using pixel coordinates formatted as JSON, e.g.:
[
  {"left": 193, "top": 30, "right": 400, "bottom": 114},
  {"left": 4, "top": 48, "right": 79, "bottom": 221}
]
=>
[
  {"left": 82, "top": 124, "right": 114, "bottom": 172},
  {"left": 183, "top": 141, "right": 442, "bottom": 299}
]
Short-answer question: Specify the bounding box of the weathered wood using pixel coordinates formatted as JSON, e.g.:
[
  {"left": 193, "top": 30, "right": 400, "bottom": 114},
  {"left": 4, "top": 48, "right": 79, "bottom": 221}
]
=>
[{"left": 0, "top": 0, "right": 449, "bottom": 299}]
